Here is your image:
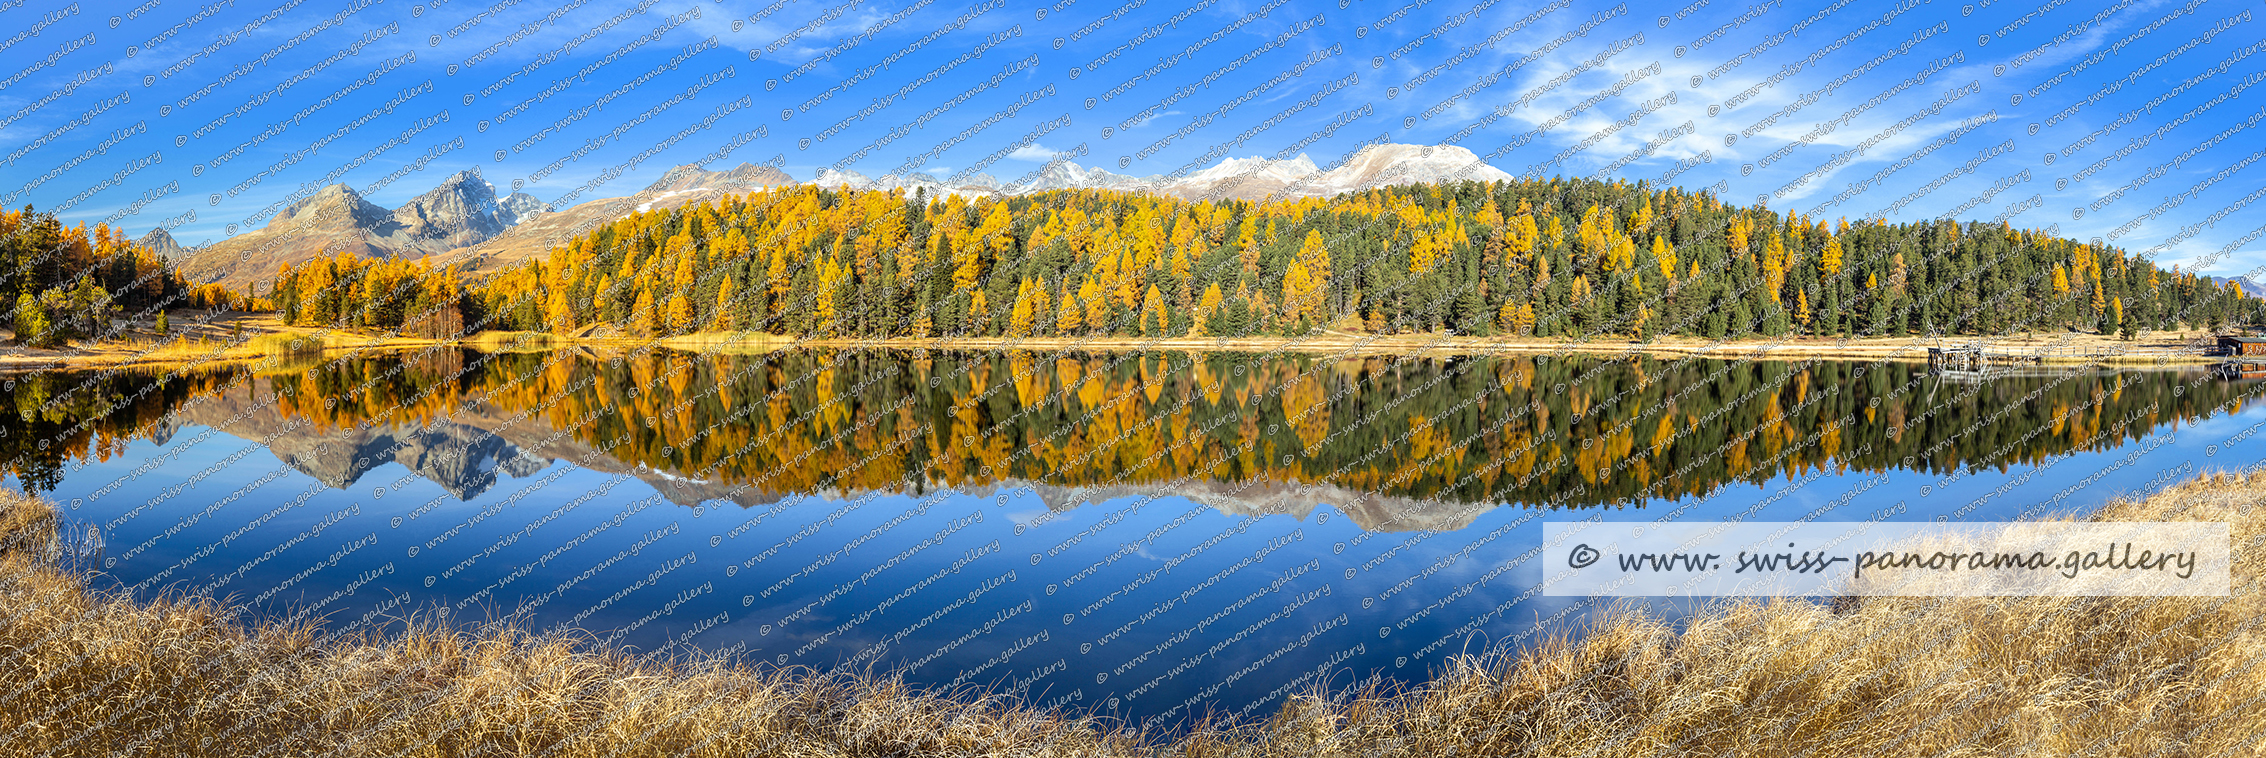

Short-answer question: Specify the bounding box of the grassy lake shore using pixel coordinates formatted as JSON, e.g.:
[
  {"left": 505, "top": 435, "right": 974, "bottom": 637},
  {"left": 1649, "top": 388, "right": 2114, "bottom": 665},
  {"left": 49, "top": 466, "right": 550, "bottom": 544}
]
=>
[
  {"left": 2, "top": 471, "right": 2261, "bottom": 756},
  {"left": 0, "top": 310, "right": 2239, "bottom": 374}
]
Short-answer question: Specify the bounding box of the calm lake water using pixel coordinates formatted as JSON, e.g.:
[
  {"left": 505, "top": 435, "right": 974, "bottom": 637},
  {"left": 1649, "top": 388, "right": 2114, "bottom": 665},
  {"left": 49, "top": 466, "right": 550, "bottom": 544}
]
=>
[{"left": 10, "top": 348, "right": 2263, "bottom": 726}]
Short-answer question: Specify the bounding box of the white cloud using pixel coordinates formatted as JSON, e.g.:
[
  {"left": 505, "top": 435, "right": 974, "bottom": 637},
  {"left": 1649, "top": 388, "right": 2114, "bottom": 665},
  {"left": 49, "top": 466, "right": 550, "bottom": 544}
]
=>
[
  {"left": 1008, "top": 144, "right": 1060, "bottom": 161},
  {"left": 1127, "top": 110, "right": 1181, "bottom": 129}
]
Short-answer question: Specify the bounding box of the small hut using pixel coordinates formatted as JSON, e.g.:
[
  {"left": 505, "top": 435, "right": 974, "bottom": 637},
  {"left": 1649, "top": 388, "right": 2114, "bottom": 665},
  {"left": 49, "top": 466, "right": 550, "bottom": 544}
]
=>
[{"left": 2217, "top": 335, "right": 2266, "bottom": 357}]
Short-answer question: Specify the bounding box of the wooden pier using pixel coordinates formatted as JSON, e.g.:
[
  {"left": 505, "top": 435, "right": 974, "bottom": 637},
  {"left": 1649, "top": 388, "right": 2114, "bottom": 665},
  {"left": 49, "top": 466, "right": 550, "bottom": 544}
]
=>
[
  {"left": 1927, "top": 343, "right": 2031, "bottom": 371},
  {"left": 1928, "top": 340, "right": 2214, "bottom": 374}
]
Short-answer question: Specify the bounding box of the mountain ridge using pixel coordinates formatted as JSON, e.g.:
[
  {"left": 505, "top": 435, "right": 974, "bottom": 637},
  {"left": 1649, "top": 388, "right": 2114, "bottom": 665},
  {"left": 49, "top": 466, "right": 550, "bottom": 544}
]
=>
[
  {"left": 2206, "top": 275, "right": 2266, "bottom": 300},
  {"left": 173, "top": 145, "right": 1516, "bottom": 285},
  {"left": 175, "top": 169, "right": 541, "bottom": 290}
]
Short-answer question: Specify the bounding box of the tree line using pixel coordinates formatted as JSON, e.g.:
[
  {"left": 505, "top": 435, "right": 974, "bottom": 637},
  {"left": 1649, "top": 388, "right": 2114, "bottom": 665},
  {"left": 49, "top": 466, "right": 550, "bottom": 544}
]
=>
[
  {"left": 2, "top": 349, "right": 2251, "bottom": 516},
  {"left": 17, "top": 172, "right": 2266, "bottom": 349},
  {"left": 440, "top": 178, "right": 2263, "bottom": 342},
  {"left": 0, "top": 207, "right": 227, "bottom": 348}
]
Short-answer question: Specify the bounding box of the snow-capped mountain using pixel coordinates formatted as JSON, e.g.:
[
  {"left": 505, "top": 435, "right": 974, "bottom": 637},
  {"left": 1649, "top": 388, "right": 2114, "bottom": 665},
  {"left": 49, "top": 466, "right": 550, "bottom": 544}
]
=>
[
  {"left": 498, "top": 191, "right": 547, "bottom": 227},
  {"left": 453, "top": 162, "right": 796, "bottom": 273},
  {"left": 389, "top": 170, "right": 517, "bottom": 250},
  {"left": 171, "top": 146, "right": 1517, "bottom": 286},
  {"left": 812, "top": 168, "right": 1002, "bottom": 199},
  {"left": 801, "top": 144, "right": 1515, "bottom": 201}
]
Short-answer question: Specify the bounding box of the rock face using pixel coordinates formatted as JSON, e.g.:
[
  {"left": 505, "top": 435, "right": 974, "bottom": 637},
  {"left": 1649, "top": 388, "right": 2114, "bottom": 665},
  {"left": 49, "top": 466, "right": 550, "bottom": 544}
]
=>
[
  {"left": 177, "top": 184, "right": 395, "bottom": 291},
  {"left": 452, "top": 162, "right": 796, "bottom": 274},
  {"left": 1294, "top": 144, "right": 1516, "bottom": 194},
  {"left": 386, "top": 170, "right": 517, "bottom": 251},
  {"left": 136, "top": 228, "right": 188, "bottom": 260},
  {"left": 642, "top": 162, "right": 795, "bottom": 195},
  {"left": 176, "top": 147, "right": 1514, "bottom": 286},
  {"left": 177, "top": 169, "right": 529, "bottom": 291},
  {"left": 498, "top": 191, "right": 546, "bottom": 227}
]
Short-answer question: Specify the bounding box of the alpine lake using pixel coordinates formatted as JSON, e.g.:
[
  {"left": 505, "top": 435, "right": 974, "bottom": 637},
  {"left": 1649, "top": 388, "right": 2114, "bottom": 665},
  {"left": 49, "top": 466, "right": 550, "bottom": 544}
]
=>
[{"left": 10, "top": 346, "right": 2262, "bottom": 728}]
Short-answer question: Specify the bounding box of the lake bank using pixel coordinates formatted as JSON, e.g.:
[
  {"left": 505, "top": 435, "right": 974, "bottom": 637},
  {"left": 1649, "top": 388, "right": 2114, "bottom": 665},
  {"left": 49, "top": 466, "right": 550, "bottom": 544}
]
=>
[
  {"left": 0, "top": 311, "right": 2236, "bottom": 374},
  {"left": 5, "top": 470, "right": 2259, "bottom": 756}
]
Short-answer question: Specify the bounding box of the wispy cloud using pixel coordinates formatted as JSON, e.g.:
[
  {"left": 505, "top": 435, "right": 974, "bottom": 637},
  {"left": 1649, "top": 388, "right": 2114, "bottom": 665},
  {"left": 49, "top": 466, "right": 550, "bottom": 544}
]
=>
[{"left": 1008, "top": 143, "right": 1060, "bottom": 161}]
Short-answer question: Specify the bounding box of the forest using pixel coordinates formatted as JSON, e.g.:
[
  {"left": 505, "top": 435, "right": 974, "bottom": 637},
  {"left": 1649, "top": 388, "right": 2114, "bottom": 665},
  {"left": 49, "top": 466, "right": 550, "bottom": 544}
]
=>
[
  {"left": 3, "top": 349, "right": 2250, "bottom": 513},
  {"left": 433, "top": 177, "right": 2265, "bottom": 341},
  {"left": 0, "top": 207, "right": 228, "bottom": 348},
  {"left": 13, "top": 174, "right": 2266, "bottom": 347}
]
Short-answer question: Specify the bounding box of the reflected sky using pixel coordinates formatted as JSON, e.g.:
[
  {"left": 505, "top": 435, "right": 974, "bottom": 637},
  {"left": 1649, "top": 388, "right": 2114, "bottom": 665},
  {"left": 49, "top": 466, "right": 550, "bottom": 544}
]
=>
[{"left": 13, "top": 348, "right": 2265, "bottom": 724}]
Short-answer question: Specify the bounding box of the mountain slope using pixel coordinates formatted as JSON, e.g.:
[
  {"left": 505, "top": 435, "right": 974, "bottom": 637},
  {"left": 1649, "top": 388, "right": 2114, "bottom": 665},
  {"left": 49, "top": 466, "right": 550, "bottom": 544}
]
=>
[
  {"left": 178, "top": 170, "right": 529, "bottom": 290},
  {"left": 806, "top": 143, "right": 1516, "bottom": 201},
  {"left": 176, "top": 184, "right": 400, "bottom": 290},
  {"left": 452, "top": 163, "right": 794, "bottom": 274},
  {"left": 136, "top": 228, "right": 188, "bottom": 260},
  {"left": 180, "top": 146, "right": 1518, "bottom": 286},
  {"left": 2207, "top": 275, "right": 2266, "bottom": 299}
]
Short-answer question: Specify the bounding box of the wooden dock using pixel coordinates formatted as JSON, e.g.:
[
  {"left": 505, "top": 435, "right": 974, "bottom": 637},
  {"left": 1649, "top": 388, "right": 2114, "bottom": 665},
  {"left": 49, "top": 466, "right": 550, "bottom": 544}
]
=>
[
  {"left": 1928, "top": 341, "right": 2212, "bottom": 373},
  {"left": 1927, "top": 343, "right": 2031, "bottom": 371}
]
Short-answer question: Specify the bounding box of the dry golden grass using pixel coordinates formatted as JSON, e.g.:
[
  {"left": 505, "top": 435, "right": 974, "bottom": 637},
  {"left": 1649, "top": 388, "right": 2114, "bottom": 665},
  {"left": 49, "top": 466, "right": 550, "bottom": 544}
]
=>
[{"left": 2, "top": 472, "right": 2263, "bottom": 757}]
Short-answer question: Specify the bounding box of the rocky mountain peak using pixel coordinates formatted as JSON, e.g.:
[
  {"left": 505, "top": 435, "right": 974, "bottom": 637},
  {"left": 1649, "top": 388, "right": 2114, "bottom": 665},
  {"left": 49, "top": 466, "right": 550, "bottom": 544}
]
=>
[
  {"left": 498, "top": 192, "right": 546, "bottom": 226},
  {"left": 273, "top": 184, "right": 393, "bottom": 231},
  {"left": 642, "top": 162, "right": 794, "bottom": 194},
  {"left": 137, "top": 228, "right": 187, "bottom": 260},
  {"left": 390, "top": 169, "right": 511, "bottom": 246},
  {"left": 183, "top": 145, "right": 1520, "bottom": 287}
]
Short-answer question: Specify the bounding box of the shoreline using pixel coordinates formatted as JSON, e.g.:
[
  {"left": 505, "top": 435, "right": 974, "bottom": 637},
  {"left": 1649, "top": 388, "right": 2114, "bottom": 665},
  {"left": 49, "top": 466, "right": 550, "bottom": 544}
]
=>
[{"left": 0, "top": 312, "right": 2241, "bottom": 373}]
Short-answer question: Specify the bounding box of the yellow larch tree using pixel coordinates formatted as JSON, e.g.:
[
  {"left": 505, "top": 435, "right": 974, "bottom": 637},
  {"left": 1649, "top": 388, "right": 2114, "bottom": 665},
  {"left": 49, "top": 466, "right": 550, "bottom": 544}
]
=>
[
  {"left": 1281, "top": 229, "right": 1331, "bottom": 324},
  {"left": 1056, "top": 285, "right": 1084, "bottom": 334},
  {"left": 1189, "top": 281, "right": 1224, "bottom": 337}
]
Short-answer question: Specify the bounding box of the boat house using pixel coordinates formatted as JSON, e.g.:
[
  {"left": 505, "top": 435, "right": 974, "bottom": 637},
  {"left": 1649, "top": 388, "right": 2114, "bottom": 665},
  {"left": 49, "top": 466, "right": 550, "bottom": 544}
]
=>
[{"left": 2218, "top": 336, "right": 2266, "bottom": 357}]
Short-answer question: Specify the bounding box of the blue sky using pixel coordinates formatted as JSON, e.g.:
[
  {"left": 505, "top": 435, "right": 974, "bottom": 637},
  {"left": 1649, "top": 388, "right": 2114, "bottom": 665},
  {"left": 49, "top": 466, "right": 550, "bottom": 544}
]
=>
[{"left": 3, "top": 0, "right": 2263, "bottom": 279}]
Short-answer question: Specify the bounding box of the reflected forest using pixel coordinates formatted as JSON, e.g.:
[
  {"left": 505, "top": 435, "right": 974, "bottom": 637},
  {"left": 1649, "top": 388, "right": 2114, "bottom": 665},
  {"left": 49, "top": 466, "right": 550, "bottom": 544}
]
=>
[{"left": 3, "top": 349, "right": 2253, "bottom": 526}]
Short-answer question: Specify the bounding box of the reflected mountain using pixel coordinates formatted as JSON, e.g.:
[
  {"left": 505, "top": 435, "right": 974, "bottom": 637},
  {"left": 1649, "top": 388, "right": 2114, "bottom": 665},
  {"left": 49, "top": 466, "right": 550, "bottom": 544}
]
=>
[
  {"left": 174, "top": 397, "right": 547, "bottom": 499},
  {"left": 3, "top": 348, "right": 2255, "bottom": 530}
]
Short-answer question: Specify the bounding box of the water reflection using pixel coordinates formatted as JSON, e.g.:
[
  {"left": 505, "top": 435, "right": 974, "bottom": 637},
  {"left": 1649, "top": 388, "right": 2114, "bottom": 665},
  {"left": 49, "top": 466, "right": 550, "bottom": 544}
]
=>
[
  {"left": 5, "top": 348, "right": 2254, "bottom": 527},
  {"left": 15, "top": 348, "right": 2263, "bottom": 726}
]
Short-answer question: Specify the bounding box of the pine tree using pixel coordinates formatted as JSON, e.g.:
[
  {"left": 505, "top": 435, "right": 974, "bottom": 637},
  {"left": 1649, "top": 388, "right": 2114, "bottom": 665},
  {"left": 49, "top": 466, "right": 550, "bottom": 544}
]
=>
[
  {"left": 2092, "top": 282, "right": 2109, "bottom": 332},
  {"left": 547, "top": 285, "right": 578, "bottom": 334},
  {"left": 1762, "top": 233, "right": 1788, "bottom": 305},
  {"left": 2051, "top": 264, "right": 2072, "bottom": 330},
  {"left": 1818, "top": 232, "right": 1842, "bottom": 277},
  {"left": 1079, "top": 277, "right": 1107, "bottom": 334}
]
